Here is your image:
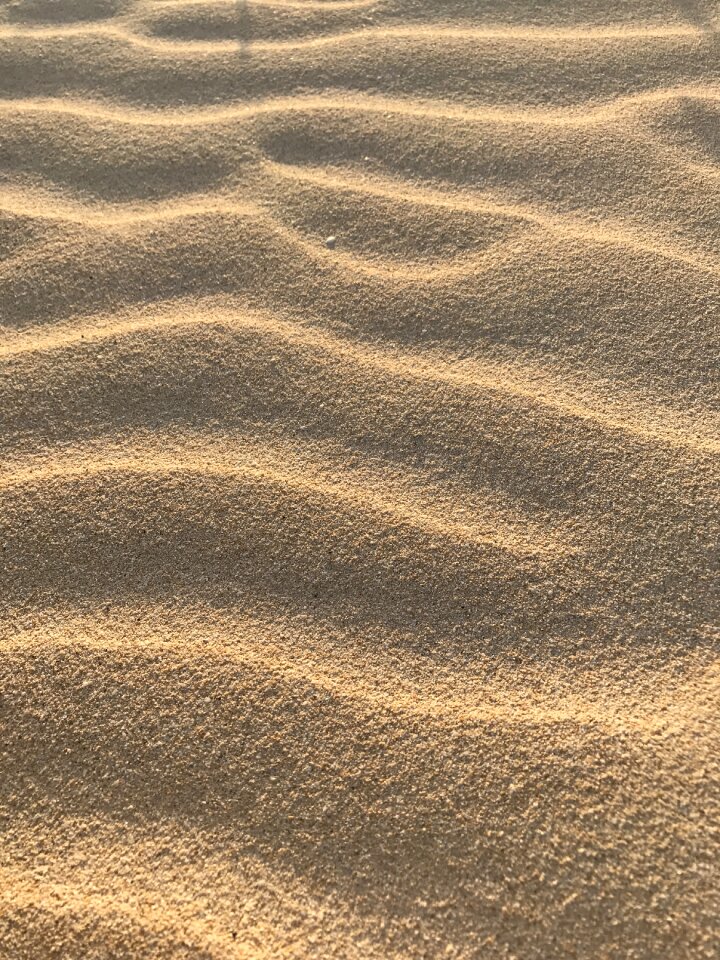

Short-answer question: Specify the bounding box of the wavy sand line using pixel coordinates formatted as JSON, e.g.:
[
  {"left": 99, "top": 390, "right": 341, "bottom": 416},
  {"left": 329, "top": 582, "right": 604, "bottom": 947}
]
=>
[
  {"left": 2, "top": 303, "right": 716, "bottom": 455},
  {"left": 0, "top": 835, "right": 389, "bottom": 960},
  {"left": 0, "top": 434, "right": 570, "bottom": 557},
  {"left": 2, "top": 85, "right": 719, "bottom": 128},
  {"left": 146, "top": 0, "right": 376, "bottom": 8},
  {"left": 0, "top": 210, "right": 525, "bottom": 284},
  {"left": 0, "top": 188, "right": 262, "bottom": 226},
  {"left": 264, "top": 161, "right": 720, "bottom": 275},
  {"left": 0, "top": 22, "right": 705, "bottom": 53},
  {"left": 1, "top": 168, "right": 716, "bottom": 277},
  {"left": 0, "top": 870, "right": 266, "bottom": 960},
  {"left": 0, "top": 188, "right": 716, "bottom": 303},
  {"left": 5, "top": 620, "right": 701, "bottom": 735}
]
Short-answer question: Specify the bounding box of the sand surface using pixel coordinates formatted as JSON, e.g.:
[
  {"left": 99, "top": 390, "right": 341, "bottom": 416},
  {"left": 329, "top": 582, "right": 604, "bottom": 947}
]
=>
[{"left": 1, "top": 0, "right": 719, "bottom": 956}]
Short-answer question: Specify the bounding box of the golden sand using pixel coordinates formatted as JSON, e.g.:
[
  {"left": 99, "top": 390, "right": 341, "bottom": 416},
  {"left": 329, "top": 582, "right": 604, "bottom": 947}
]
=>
[{"left": 0, "top": 0, "right": 718, "bottom": 956}]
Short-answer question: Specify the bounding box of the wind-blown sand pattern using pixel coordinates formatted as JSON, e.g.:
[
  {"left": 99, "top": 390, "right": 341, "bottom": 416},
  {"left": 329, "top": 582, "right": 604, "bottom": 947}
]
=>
[{"left": 1, "top": 0, "right": 719, "bottom": 955}]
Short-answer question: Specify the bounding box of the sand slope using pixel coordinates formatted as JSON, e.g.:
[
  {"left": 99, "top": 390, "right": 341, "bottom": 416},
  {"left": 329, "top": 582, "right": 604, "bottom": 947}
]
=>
[{"left": 0, "top": 0, "right": 719, "bottom": 956}]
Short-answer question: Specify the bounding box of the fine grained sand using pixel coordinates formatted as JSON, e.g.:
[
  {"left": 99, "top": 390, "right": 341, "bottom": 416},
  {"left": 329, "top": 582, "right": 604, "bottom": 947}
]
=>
[{"left": 0, "top": 0, "right": 719, "bottom": 955}]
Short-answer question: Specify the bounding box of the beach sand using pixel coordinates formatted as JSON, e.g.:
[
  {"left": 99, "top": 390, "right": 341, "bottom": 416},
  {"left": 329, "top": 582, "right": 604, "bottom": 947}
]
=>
[{"left": 1, "top": 0, "right": 719, "bottom": 956}]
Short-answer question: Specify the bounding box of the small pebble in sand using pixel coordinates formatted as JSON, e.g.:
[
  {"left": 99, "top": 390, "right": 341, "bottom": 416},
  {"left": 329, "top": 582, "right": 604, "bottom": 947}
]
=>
[{"left": 325, "top": 236, "right": 337, "bottom": 249}]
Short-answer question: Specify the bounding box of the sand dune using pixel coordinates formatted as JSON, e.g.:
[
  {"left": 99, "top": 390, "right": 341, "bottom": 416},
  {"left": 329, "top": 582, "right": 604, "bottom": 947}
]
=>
[{"left": 0, "top": 0, "right": 718, "bottom": 957}]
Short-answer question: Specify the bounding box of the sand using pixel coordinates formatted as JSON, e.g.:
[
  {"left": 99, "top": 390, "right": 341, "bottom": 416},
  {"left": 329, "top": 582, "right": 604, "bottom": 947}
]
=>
[{"left": 0, "top": 0, "right": 719, "bottom": 956}]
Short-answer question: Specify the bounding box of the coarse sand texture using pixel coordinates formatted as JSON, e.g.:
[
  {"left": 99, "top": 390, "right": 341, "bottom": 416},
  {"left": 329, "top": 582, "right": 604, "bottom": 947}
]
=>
[{"left": 0, "top": 0, "right": 719, "bottom": 957}]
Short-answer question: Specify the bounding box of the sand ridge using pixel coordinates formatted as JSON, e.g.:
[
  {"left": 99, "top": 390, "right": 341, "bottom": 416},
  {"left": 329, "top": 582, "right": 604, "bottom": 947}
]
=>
[{"left": 0, "top": 0, "right": 718, "bottom": 956}]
